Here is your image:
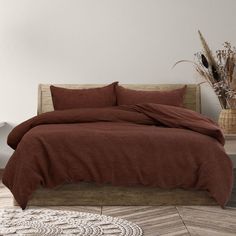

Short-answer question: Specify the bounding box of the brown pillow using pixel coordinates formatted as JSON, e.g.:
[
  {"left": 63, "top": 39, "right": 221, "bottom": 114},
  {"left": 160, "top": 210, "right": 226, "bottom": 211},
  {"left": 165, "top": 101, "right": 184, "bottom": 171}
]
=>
[
  {"left": 50, "top": 82, "right": 118, "bottom": 110},
  {"left": 116, "top": 85, "right": 187, "bottom": 107}
]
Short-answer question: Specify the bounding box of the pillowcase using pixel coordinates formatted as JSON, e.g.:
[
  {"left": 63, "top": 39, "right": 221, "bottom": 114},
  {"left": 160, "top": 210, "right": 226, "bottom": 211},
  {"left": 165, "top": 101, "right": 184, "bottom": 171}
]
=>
[
  {"left": 116, "top": 85, "right": 187, "bottom": 107},
  {"left": 50, "top": 82, "right": 118, "bottom": 110}
]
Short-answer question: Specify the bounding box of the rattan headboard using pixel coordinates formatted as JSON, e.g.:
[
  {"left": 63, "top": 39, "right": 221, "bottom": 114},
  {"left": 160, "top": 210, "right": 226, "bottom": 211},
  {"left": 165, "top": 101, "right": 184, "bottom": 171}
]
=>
[{"left": 38, "top": 84, "right": 201, "bottom": 114}]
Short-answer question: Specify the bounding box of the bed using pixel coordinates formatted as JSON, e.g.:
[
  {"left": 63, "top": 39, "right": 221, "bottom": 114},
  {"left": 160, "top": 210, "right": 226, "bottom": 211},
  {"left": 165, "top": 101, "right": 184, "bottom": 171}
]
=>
[{"left": 2, "top": 84, "right": 233, "bottom": 208}]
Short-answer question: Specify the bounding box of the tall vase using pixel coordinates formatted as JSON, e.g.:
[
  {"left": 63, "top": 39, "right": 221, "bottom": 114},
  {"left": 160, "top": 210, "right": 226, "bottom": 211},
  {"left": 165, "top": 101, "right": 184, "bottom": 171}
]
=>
[{"left": 218, "top": 109, "right": 236, "bottom": 134}]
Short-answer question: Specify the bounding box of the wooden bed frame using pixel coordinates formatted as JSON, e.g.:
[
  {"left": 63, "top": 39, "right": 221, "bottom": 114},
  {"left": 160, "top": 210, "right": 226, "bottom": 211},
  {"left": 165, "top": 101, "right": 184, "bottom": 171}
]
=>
[{"left": 15, "top": 83, "right": 217, "bottom": 206}]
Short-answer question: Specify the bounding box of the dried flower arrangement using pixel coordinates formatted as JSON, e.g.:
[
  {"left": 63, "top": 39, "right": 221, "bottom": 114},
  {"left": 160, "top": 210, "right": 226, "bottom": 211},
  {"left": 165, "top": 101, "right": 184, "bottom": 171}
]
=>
[{"left": 174, "top": 30, "right": 236, "bottom": 109}]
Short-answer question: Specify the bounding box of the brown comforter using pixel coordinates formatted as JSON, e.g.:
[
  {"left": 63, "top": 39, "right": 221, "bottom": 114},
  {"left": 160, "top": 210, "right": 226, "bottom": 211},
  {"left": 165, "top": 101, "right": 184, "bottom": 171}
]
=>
[{"left": 3, "top": 104, "right": 233, "bottom": 209}]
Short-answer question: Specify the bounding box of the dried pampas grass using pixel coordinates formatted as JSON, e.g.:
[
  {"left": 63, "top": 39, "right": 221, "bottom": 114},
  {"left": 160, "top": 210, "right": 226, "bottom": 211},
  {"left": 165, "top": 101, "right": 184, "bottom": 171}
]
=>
[{"left": 173, "top": 30, "right": 236, "bottom": 109}]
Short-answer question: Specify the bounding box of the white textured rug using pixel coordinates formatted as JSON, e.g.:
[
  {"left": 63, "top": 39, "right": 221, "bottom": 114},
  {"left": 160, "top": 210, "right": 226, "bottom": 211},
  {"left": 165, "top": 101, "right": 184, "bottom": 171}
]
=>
[{"left": 0, "top": 209, "right": 143, "bottom": 235}]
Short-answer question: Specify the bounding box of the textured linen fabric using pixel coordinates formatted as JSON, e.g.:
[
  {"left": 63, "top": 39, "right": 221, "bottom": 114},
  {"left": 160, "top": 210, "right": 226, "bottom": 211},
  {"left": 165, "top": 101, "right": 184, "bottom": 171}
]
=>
[
  {"left": 3, "top": 104, "right": 233, "bottom": 209},
  {"left": 116, "top": 85, "right": 187, "bottom": 106},
  {"left": 50, "top": 82, "right": 118, "bottom": 110}
]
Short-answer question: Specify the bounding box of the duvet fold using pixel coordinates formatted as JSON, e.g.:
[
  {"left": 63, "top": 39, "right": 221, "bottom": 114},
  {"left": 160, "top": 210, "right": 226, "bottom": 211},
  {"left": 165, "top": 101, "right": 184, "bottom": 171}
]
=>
[{"left": 3, "top": 104, "right": 233, "bottom": 209}]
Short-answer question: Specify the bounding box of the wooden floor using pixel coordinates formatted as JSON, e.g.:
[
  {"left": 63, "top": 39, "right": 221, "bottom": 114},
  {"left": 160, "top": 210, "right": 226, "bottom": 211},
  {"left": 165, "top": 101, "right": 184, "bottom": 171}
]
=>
[{"left": 1, "top": 170, "right": 236, "bottom": 236}]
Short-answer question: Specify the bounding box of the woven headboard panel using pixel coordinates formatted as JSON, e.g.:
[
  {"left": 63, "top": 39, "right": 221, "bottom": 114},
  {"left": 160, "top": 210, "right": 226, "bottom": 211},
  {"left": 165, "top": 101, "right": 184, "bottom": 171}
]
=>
[{"left": 38, "top": 84, "right": 201, "bottom": 114}]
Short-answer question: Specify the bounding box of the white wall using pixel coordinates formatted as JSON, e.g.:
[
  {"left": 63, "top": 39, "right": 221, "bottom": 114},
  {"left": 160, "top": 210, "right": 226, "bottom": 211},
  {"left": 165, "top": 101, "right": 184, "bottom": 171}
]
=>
[{"left": 0, "top": 0, "right": 235, "bottom": 167}]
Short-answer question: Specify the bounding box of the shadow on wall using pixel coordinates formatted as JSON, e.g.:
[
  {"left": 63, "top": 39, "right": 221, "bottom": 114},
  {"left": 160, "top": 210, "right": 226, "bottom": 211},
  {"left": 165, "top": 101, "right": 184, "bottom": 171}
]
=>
[
  {"left": 0, "top": 123, "right": 14, "bottom": 168},
  {"left": 200, "top": 84, "right": 221, "bottom": 122}
]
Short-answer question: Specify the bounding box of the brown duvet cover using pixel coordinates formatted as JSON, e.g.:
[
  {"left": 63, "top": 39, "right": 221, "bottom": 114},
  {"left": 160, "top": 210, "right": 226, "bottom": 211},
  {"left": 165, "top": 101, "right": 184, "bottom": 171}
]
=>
[{"left": 3, "top": 103, "right": 233, "bottom": 209}]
